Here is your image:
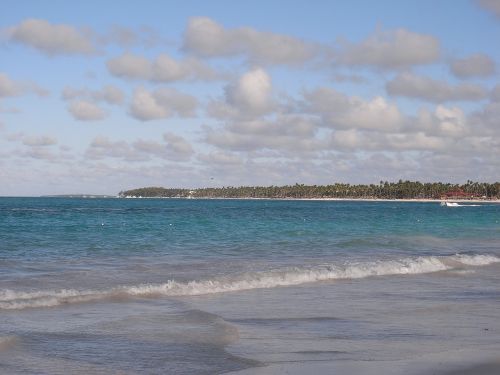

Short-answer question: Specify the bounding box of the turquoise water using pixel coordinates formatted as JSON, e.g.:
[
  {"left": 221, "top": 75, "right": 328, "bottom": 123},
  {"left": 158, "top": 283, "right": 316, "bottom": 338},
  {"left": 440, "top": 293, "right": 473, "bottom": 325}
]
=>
[
  {"left": 2, "top": 198, "right": 498, "bottom": 259},
  {"left": 1, "top": 198, "right": 499, "bottom": 374}
]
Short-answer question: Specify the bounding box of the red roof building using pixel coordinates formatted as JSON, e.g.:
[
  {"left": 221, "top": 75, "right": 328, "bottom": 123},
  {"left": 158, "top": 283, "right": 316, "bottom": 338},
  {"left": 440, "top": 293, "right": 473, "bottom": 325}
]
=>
[{"left": 441, "top": 189, "right": 474, "bottom": 199}]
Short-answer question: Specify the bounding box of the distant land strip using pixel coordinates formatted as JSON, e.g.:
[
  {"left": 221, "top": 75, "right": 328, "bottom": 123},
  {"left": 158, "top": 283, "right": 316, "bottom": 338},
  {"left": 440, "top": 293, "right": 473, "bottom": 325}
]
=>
[
  {"left": 41, "top": 194, "right": 115, "bottom": 198},
  {"left": 119, "top": 181, "right": 500, "bottom": 200}
]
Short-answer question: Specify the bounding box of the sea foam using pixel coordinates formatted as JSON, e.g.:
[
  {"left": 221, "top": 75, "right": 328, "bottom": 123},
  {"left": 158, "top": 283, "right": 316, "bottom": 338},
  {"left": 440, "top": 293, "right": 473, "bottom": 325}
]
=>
[{"left": 1, "top": 254, "right": 498, "bottom": 310}]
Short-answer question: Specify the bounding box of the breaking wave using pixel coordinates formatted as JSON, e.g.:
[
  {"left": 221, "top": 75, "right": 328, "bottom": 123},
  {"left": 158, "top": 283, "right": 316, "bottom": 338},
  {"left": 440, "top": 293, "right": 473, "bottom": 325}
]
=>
[{"left": 1, "top": 254, "right": 498, "bottom": 310}]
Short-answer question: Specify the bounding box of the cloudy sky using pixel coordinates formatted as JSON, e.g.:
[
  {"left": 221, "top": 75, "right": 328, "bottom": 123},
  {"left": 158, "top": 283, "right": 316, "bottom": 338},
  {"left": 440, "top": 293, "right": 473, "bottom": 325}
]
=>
[{"left": 1, "top": 0, "right": 499, "bottom": 195}]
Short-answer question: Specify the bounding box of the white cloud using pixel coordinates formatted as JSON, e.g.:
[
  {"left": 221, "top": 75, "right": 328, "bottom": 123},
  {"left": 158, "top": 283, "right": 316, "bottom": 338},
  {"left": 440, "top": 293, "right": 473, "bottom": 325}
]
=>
[
  {"left": 68, "top": 100, "right": 106, "bottom": 121},
  {"left": 93, "top": 85, "right": 124, "bottom": 105},
  {"left": 107, "top": 53, "right": 217, "bottom": 82},
  {"left": 330, "top": 129, "right": 447, "bottom": 152},
  {"left": 22, "top": 147, "right": 58, "bottom": 161},
  {"left": 87, "top": 137, "right": 143, "bottom": 161},
  {"left": 22, "top": 135, "right": 57, "bottom": 146},
  {"left": 197, "top": 151, "right": 243, "bottom": 166},
  {"left": 338, "top": 96, "right": 403, "bottom": 131},
  {"left": 86, "top": 134, "right": 193, "bottom": 162},
  {"left": 62, "top": 85, "right": 124, "bottom": 105},
  {"left": 332, "top": 73, "right": 367, "bottom": 84},
  {"left": 100, "top": 25, "right": 164, "bottom": 48},
  {"left": 163, "top": 132, "right": 194, "bottom": 158},
  {"left": 7, "top": 18, "right": 95, "bottom": 55},
  {"left": 183, "top": 17, "right": 229, "bottom": 57},
  {"left": 129, "top": 88, "right": 167, "bottom": 120},
  {"left": 205, "top": 114, "right": 322, "bottom": 152},
  {"left": 131, "top": 139, "right": 166, "bottom": 156},
  {"left": 303, "top": 87, "right": 403, "bottom": 131},
  {"left": 415, "top": 105, "right": 467, "bottom": 138},
  {"left": 209, "top": 68, "right": 275, "bottom": 120},
  {"left": 2, "top": 16, "right": 498, "bottom": 191},
  {"left": 183, "top": 17, "right": 316, "bottom": 65},
  {"left": 226, "top": 68, "right": 272, "bottom": 114},
  {"left": 386, "top": 132, "right": 447, "bottom": 151},
  {"left": 468, "top": 101, "right": 500, "bottom": 136},
  {"left": 434, "top": 106, "right": 467, "bottom": 138},
  {"left": 201, "top": 81, "right": 497, "bottom": 181},
  {"left": 0, "top": 104, "right": 21, "bottom": 114},
  {"left": 0, "top": 72, "right": 48, "bottom": 98},
  {"left": 337, "top": 28, "right": 440, "bottom": 69},
  {"left": 477, "top": 0, "right": 500, "bottom": 18},
  {"left": 102, "top": 26, "right": 139, "bottom": 47},
  {"left": 330, "top": 129, "right": 374, "bottom": 151},
  {"left": 0, "top": 73, "right": 19, "bottom": 97},
  {"left": 492, "top": 84, "right": 500, "bottom": 101},
  {"left": 450, "top": 54, "right": 495, "bottom": 78},
  {"left": 153, "top": 54, "right": 216, "bottom": 82},
  {"left": 132, "top": 136, "right": 193, "bottom": 161},
  {"left": 386, "top": 73, "right": 488, "bottom": 102},
  {"left": 129, "top": 87, "right": 197, "bottom": 121},
  {"left": 106, "top": 54, "right": 150, "bottom": 80}
]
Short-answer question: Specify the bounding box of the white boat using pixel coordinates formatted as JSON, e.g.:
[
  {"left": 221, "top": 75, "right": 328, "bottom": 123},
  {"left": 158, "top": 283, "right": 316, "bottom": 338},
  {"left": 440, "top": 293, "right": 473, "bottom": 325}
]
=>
[{"left": 440, "top": 201, "right": 459, "bottom": 207}]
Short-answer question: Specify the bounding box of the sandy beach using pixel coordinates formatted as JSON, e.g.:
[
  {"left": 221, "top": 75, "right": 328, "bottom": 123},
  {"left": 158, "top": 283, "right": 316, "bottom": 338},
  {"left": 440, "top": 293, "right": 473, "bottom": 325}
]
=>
[
  {"left": 441, "top": 362, "right": 500, "bottom": 375},
  {"left": 227, "top": 347, "right": 500, "bottom": 375},
  {"left": 271, "top": 198, "right": 500, "bottom": 203},
  {"left": 125, "top": 196, "right": 500, "bottom": 204}
]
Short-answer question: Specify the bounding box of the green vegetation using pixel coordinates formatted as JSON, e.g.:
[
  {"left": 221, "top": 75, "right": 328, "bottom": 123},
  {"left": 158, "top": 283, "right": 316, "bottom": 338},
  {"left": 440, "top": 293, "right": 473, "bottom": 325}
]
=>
[{"left": 119, "top": 180, "right": 500, "bottom": 199}]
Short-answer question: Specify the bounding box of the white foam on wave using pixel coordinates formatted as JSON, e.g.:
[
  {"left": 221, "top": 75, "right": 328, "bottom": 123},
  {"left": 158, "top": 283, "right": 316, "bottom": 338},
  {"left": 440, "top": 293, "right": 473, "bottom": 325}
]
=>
[
  {"left": 447, "top": 254, "right": 499, "bottom": 266},
  {"left": 1, "top": 254, "right": 499, "bottom": 310},
  {"left": 441, "top": 202, "right": 485, "bottom": 207}
]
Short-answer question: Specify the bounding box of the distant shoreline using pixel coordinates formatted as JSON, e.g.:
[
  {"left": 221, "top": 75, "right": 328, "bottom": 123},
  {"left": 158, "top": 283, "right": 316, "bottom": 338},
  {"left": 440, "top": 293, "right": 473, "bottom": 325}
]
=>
[
  {"left": 118, "top": 196, "right": 500, "bottom": 203},
  {"left": 0, "top": 196, "right": 494, "bottom": 203},
  {"left": 6, "top": 196, "right": 497, "bottom": 202},
  {"left": 119, "top": 182, "right": 500, "bottom": 201}
]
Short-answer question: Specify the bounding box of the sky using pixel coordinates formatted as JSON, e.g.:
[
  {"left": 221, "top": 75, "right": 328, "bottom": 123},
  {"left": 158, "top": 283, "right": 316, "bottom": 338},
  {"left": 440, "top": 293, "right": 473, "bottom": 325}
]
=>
[{"left": 0, "top": 0, "right": 499, "bottom": 196}]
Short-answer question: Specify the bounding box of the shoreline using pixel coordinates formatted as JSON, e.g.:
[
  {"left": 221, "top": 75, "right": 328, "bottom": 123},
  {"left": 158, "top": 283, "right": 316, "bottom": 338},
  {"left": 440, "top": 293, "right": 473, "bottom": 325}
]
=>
[
  {"left": 119, "top": 196, "right": 500, "bottom": 203},
  {"left": 440, "top": 361, "right": 500, "bottom": 375},
  {"left": 227, "top": 358, "right": 500, "bottom": 375},
  {"left": 2, "top": 195, "right": 498, "bottom": 203},
  {"left": 227, "top": 348, "right": 500, "bottom": 375}
]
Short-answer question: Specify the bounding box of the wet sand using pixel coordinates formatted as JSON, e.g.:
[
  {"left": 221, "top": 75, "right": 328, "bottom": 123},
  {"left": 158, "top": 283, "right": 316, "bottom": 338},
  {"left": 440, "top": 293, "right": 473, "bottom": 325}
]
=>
[{"left": 440, "top": 361, "right": 500, "bottom": 375}]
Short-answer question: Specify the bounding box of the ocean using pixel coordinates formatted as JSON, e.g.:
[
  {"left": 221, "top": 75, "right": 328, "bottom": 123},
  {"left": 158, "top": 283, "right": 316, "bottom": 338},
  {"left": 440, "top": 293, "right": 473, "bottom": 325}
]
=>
[{"left": 0, "top": 198, "right": 499, "bottom": 374}]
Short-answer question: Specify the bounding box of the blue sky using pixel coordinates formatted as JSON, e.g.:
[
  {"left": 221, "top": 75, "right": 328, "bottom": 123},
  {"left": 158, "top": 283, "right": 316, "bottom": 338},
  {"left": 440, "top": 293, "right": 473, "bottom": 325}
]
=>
[{"left": 0, "top": 0, "right": 499, "bottom": 195}]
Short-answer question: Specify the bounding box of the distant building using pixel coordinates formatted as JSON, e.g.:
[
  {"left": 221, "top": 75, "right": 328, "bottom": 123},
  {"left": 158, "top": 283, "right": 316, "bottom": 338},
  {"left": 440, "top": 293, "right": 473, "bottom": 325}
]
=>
[{"left": 440, "top": 189, "right": 474, "bottom": 200}]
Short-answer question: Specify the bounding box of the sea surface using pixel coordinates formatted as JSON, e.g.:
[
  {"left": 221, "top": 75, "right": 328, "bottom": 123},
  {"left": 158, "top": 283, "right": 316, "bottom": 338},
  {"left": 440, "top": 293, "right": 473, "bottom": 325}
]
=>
[{"left": 0, "top": 198, "right": 499, "bottom": 374}]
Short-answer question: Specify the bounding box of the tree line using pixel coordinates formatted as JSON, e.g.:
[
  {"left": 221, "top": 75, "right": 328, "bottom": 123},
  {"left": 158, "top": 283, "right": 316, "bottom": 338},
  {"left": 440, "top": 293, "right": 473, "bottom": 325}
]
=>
[{"left": 118, "top": 180, "right": 500, "bottom": 199}]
